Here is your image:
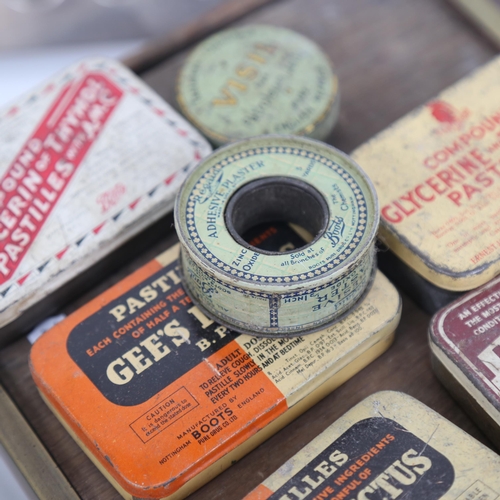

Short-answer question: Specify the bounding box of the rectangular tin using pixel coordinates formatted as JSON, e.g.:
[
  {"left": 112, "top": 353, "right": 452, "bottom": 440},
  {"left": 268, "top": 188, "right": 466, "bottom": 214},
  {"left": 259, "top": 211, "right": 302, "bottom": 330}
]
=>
[
  {"left": 30, "top": 243, "right": 400, "bottom": 500},
  {"left": 243, "top": 391, "right": 500, "bottom": 500},
  {"left": 430, "top": 275, "right": 500, "bottom": 449},
  {"left": 0, "top": 58, "right": 211, "bottom": 344},
  {"left": 352, "top": 55, "right": 500, "bottom": 307}
]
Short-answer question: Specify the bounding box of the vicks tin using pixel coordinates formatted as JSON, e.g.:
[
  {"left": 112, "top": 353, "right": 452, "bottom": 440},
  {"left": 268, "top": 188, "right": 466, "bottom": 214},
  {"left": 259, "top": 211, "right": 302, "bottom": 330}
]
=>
[{"left": 177, "top": 25, "right": 339, "bottom": 146}]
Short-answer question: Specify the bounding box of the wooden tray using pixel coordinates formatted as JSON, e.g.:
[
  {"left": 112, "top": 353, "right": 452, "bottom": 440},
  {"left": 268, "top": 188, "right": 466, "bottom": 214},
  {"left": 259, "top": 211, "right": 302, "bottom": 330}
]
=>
[{"left": 0, "top": 0, "right": 498, "bottom": 498}]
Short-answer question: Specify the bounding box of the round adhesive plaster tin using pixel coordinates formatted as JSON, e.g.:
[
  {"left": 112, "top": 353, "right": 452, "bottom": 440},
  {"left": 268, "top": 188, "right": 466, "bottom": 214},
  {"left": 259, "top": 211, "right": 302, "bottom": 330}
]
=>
[
  {"left": 175, "top": 135, "right": 379, "bottom": 337},
  {"left": 177, "top": 25, "right": 339, "bottom": 146}
]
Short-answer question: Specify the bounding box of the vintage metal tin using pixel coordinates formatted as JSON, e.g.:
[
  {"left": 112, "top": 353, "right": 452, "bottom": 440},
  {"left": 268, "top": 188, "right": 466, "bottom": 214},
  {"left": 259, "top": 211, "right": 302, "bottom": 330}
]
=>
[
  {"left": 352, "top": 55, "right": 500, "bottom": 294},
  {"left": 430, "top": 275, "right": 500, "bottom": 449},
  {"left": 30, "top": 243, "right": 400, "bottom": 500},
  {"left": 243, "top": 391, "right": 500, "bottom": 500},
  {"left": 0, "top": 58, "right": 211, "bottom": 344},
  {"left": 175, "top": 135, "right": 379, "bottom": 336},
  {"left": 377, "top": 245, "right": 463, "bottom": 315},
  {"left": 177, "top": 25, "right": 339, "bottom": 146}
]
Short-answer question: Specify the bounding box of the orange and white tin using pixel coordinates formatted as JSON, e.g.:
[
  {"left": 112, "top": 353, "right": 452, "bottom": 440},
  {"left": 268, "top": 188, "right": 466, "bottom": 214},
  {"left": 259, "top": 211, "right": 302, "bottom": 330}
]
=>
[
  {"left": 0, "top": 58, "right": 211, "bottom": 344},
  {"left": 30, "top": 243, "right": 400, "bottom": 500}
]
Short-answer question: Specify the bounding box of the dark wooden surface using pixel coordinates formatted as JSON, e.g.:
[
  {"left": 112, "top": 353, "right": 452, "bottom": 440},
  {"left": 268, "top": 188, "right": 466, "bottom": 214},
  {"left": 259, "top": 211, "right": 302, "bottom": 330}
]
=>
[{"left": 0, "top": 0, "right": 498, "bottom": 499}]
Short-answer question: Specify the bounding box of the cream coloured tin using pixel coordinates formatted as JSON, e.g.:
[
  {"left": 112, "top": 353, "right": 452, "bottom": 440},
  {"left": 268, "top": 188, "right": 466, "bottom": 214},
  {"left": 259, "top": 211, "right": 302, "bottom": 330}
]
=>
[
  {"left": 353, "top": 55, "right": 500, "bottom": 295},
  {"left": 177, "top": 25, "right": 339, "bottom": 146},
  {"left": 243, "top": 391, "right": 500, "bottom": 500},
  {"left": 30, "top": 243, "right": 400, "bottom": 500},
  {"left": 175, "top": 135, "right": 379, "bottom": 336},
  {"left": 0, "top": 58, "right": 211, "bottom": 344}
]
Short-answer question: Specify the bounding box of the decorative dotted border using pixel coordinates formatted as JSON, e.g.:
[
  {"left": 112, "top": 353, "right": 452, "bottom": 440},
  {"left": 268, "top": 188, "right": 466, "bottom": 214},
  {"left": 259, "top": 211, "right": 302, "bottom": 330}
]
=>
[
  {"left": 0, "top": 59, "right": 208, "bottom": 299},
  {"left": 185, "top": 146, "right": 369, "bottom": 282},
  {"left": 186, "top": 247, "right": 372, "bottom": 300},
  {"left": 186, "top": 249, "right": 374, "bottom": 330}
]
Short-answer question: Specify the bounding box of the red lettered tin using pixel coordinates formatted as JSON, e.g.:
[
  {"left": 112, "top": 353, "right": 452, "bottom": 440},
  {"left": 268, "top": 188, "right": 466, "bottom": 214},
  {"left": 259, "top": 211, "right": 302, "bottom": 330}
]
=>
[
  {"left": 430, "top": 275, "right": 500, "bottom": 449},
  {"left": 0, "top": 58, "right": 211, "bottom": 344}
]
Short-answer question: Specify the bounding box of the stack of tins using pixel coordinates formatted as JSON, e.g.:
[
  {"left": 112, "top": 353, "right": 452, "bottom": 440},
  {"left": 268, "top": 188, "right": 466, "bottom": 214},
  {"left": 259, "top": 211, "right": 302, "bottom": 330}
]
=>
[
  {"left": 243, "top": 392, "right": 500, "bottom": 500},
  {"left": 30, "top": 241, "right": 401, "bottom": 500},
  {"left": 0, "top": 58, "right": 211, "bottom": 346},
  {"left": 352, "top": 55, "right": 500, "bottom": 314}
]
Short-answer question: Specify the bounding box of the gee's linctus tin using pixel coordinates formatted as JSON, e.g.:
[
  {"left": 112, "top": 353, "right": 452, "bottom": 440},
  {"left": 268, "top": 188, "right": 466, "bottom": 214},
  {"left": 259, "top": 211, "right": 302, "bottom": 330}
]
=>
[{"left": 30, "top": 243, "right": 400, "bottom": 500}]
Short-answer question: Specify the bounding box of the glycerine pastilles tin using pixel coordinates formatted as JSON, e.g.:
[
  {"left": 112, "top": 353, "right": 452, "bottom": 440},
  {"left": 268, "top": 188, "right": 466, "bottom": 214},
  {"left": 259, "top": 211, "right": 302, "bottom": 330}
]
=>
[
  {"left": 30, "top": 243, "right": 400, "bottom": 500},
  {"left": 352, "top": 55, "right": 500, "bottom": 307},
  {"left": 430, "top": 274, "right": 500, "bottom": 449},
  {"left": 243, "top": 391, "right": 500, "bottom": 500},
  {"left": 0, "top": 58, "right": 211, "bottom": 343}
]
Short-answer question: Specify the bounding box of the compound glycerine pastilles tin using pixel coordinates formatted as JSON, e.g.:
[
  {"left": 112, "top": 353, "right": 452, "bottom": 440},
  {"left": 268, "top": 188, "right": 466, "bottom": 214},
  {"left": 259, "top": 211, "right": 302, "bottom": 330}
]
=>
[
  {"left": 430, "top": 274, "right": 500, "bottom": 450},
  {"left": 353, "top": 55, "right": 500, "bottom": 311},
  {"left": 177, "top": 25, "right": 339, "bottom": 146},
  {"left": 30, "top": 243, "right": 400, "bottom": 500},
  {"left": 0, "top": 58, "right": 211, "bottom": 344},
  {"left": 243, "top": 391, "right": 500, "bottom": 500}
]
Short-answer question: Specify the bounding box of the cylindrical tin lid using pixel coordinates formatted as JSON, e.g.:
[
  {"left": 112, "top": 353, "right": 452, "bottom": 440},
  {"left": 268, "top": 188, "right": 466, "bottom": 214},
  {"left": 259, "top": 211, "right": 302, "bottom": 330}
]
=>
[
  {"left": 352, "top": 56, "right": 500, "bottom": 292},
  {"left": 175, "top": 135, "right": 378, "bottom": 336},
  {"left": 243, "top": 391, "right": 500, "bottom": 500},
  {"left": 177, "top": 25, "right": 339, "bottom": 146}
]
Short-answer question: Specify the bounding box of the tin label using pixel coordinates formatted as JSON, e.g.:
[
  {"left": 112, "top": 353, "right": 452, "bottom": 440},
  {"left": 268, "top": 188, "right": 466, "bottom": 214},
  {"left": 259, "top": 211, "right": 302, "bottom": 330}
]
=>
[
  {"left": 30, "top": 244, "right": 399, "bottom": 498},
  {"left": 433, "top": 275, "right": 500, "bottom": 404},
  {"left": 266, "top": 418, "right": 454, "bottom": 500},
  {"left": 178, "top": 25, "right": 337, "bottom": 144},
  {"left": 245, "top": 392, "right": 500, "bottom": 500},
  {"left": 185, "top": 146, "right": 368, "bottom": 280},
  {"left": 0, "top": 58, "right": 211, "bottom": 329},
  {"left": 0, "top": 73, "right": 123, "bottom": 283},
  {"left": 352, "top": 56, "right": 500, "bottom": 289}
]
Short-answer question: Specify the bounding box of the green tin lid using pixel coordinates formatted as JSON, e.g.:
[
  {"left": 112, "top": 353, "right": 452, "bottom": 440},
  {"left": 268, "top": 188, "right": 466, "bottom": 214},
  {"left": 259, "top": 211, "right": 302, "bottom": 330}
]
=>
[{"left": 177, "top": 25, "right": 339, "bottom": 146}]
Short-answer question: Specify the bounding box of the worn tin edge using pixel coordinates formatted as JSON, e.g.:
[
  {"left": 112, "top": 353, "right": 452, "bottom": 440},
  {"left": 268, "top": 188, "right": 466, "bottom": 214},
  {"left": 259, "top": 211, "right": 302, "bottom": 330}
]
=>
[{"left": 176, "top": 24, "right": 340, "bottom": 146}]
